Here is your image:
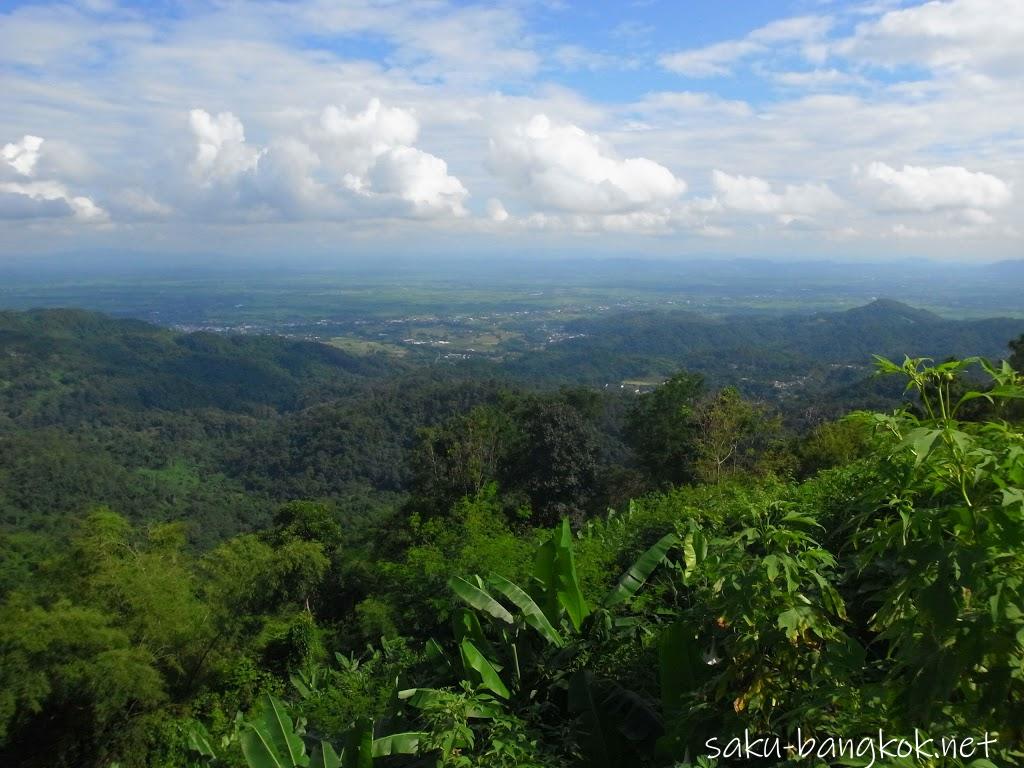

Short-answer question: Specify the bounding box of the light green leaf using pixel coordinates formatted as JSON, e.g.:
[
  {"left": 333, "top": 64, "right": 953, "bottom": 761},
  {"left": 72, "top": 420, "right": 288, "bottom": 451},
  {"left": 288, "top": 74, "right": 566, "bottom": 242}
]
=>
[
  {"left": 240, "top": 695, "right": 309, "bottom": 768},
  {"left": 488, "top": 574, "right": 563, "bottom": 646},
  {"left": 897, "top": 427, "right": 941, "bottom": 467},
  {"left": 605, "top": 532, "right": 679, "bottom": 607},
  {"left": 449, "top": 577, "right": 513, "bottom": 624},
  {"left": 532, "top": 519, "right": 589, "bottom": 631},
  {"left": 459, "top": 638, "right": 510, "bottom": 699},
  {"left": 371, "top": 732, "right": 427, "bottom": 758}
]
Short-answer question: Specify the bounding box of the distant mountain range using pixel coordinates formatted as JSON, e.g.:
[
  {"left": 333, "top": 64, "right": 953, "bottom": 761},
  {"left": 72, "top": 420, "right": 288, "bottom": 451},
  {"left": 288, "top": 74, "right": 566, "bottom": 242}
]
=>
[{"left": 507, "top": 299, "right": 1024, "bottom": 402}]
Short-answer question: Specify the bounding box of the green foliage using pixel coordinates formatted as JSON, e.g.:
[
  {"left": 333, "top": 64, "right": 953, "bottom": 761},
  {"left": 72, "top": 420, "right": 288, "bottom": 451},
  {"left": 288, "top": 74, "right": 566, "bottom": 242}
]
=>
[
  {"left": 626, "top": 371, "right": 705, "bottom": 486},
  {"left": 239, "top": 695, "right": 310, "bottom": 768},
  {"left": 853, "top": 356, "right": 1024, "bottom": 728},
  {"left": 2, "top": 308, "right": 1023, "bottom": 767}
]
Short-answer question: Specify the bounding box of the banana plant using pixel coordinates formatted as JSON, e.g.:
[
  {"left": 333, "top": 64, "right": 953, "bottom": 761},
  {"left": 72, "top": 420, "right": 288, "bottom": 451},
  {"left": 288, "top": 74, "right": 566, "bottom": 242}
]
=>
[
  {"left": 412, "top": 520, "right": 680, "bottom": 763},
  {"left": 184, "top": 693, "right": 423, "bottom": 768}
]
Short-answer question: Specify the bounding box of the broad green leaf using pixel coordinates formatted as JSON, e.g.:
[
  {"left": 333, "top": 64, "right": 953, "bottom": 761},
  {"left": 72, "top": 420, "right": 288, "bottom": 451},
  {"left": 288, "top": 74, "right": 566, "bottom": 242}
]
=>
[
  {"left": 681, "top": 528, "right": 707, "bottom": 581},
  {"left": 459, "top": 638, "right": 510, "bottom": 699},
  {"left": 897, "top": 427, "right": 941, "bottom": 467},
  {"left": 240, "top": 695, "right": 309, "bottom": 768},
  {"left": 452, "top": 607, "right": 498, "bottom": 660},
  {"left": 185, "top": 721, "right": 217, "bottom": 759},
  {"left": 777, "top": 606, "right": 814, "bottom": 641},
  {"left": 488, "top": 574, "right": 563, "bottom": 646},
  {"left": 532, "top": 519, "right": 590, "bottom": 631},
  {"left": 605, "top": 532, "right": 679, "bottom": 608},
  {"left": 780, "top": 511, "right": 821, "bottom": 529},
  {"left": 371, "top": 732, "right": 427, "bottom": 758},
  {"left": 240, "top": 727, "right": 288, "bottom": 768},
  {"left": 341, "top": 717, "right": 373, "bottom": 768},
  {"left": 310, "top": 742, "right": 341, "bottom": 768},
  {"left": 449, "top": 576, "right": 513, "bottom": 624},
  {"left": 290, "top": 672, "right": 312, "bottom": 700}
]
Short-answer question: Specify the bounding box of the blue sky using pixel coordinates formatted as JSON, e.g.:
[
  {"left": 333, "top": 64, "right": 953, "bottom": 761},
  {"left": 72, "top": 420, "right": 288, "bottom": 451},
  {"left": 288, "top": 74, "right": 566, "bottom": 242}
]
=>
[{"left": 1, "top": 0, "right": 1022, "bottom": 262}]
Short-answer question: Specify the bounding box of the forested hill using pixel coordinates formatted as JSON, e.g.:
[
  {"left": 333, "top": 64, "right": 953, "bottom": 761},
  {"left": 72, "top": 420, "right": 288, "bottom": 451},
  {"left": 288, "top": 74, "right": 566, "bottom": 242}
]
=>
[
  {"left": 509, "top": 298, "right": 1024, "bottom": 392},
  {"left": 1, "top": 306, "right": 1023, "bottom": 767},
  {"left": 1, "top": 303, "right": 1021, "bottom": 546},
  {"left": 0, "top": 308, "right": 476, "bottom": 541},
  {"left": 0, "top": 308, "right": 399, "bottom": 422}
]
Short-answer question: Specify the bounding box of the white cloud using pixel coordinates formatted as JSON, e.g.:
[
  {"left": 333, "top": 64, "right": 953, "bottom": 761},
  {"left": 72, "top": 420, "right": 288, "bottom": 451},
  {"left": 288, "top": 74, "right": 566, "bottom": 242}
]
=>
[
  {"left": 858, "top": 161, "right": 1012, "bottom": 211},
  {"left": 369, "top": 146, "right": 468, "bottom": 217},
  {"left": 312, "top": 99, "right": 419, "bottom": 182},
  {"left": 109, "top": 188, "right": 173, "bottom": 219},
  {"left": 1, "top": 134, "right": 106, "bottom": 222},
  {"left": 711, "top": 170, "right": 843, "bottom": 216},
  {"left": 660, "top": 15, "right": 832, "bottom": 77},
  {"left": 489, "top": 114, "right": 685, "bottom": 215},
  {"left": 289, "top": 1, "right": 537, "bottom": 82},
  {"left": 551, "top": 45, "right": 626, "bottom": 72},
  {"left": 0, "top": 179, "right": 106, "bottom": 222},
  {"left": 186, "top": 100, "right": 468, "bottom": 220},
  {"left": 486, "top": 198, "right": 509, "bottom": 222},
  {"left": 2, "top": 135, "right": 44, "bottom": 176},
  {"left": 660, "top": 40, "right": 760, "bottom": 78},
  {"left": 838, "top": 0, "right": 1024, "bottom": 77},
  {"left": 189, "top": 109, "right": 262, "bottom": 184},
  {"left": 2, "top": 0, "right": 1023, "bottom": 256},
  {"left": 631, "top": 91, "right": 753, "bottom": 119},
  {"left": 766, "top": 68, "right": 866, "bottom": 89}
]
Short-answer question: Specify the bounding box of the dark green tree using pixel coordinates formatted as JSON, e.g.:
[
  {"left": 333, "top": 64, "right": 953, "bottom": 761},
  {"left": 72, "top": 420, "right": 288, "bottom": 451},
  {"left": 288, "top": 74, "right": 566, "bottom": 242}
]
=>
[
  {"left": 508, "top": 399, "right": 601, "bottom": 526},
  {"left": 625, "top": 371, "right": 705, "bottom": 486}
]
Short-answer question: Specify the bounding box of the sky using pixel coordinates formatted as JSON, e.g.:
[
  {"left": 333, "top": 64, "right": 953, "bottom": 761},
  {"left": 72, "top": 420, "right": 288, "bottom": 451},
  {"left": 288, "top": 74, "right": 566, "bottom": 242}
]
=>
[{"left": 1, "top": 0, "right": 1022, "bottom": 264}]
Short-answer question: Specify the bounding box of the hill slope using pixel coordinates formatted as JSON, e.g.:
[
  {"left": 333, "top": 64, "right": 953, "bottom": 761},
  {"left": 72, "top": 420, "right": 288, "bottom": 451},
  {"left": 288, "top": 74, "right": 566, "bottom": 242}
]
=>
[{"left": 509, "top": 299, "right": 1024, "bottom": 393}]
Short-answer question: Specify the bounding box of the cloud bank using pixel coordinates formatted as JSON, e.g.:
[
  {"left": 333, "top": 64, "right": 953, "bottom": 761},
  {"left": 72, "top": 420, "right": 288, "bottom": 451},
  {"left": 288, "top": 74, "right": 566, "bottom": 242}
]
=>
[{"left": 0, "top": 0, "right": 1021, "bottom": 258}]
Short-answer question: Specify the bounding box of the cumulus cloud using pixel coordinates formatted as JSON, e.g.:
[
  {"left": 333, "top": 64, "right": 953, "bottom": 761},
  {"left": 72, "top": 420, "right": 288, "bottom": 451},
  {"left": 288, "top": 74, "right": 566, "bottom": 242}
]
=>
[
  {"left": 186, "top": 100, "right": 468, "bottom": 219},
  {"left": 2, "top": 135, "right": 44, "bottom": 176},
  {"left": 711, "top": 170, "right": 843, "bottom": 217},
  {"left": 314, "top": 99, "right": 419, "bottom": 178},
  {"left": 368, "top": 145, "right": 467, "bottom": 217},
  {"left": 489, "top": 114, "right": 685, "bottom": 215},
  {"left": 3, "top": 0, "right": 1023, "bottom": 253},
  {"left": 189, "top": 109, "right": 262, "bottom": 184},
  {"left": 858, "top": 161, "right": 1012, "bottom": 212},
  {"left": 837, "top": 0, "right": 1024, "bottom": 77},
  {"left": 1, "top": 134, "right": 106, "bottom": 222},
  {"left": 0, "top": 179, "right": 106, "bottom": 222}
]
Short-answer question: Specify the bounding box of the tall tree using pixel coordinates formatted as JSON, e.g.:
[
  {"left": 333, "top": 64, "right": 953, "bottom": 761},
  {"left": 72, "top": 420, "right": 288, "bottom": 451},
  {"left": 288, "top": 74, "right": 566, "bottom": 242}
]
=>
[{"left": 625, "top": 371, "right": 705, "bottom": 486}]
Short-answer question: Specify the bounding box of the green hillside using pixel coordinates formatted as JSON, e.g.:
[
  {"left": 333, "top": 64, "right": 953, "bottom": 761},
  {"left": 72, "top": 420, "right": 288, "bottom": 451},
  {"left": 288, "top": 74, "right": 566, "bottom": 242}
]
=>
[{"left": 0, "top": 307, "right": 1022, "bottom": 767}]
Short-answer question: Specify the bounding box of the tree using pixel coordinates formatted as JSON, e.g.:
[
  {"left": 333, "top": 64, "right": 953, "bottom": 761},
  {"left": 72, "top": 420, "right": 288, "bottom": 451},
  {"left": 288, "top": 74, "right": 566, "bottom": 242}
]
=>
[
  {"left": 625, "top": 371, "right": 705, "bottom": 486},
  {"left": 410, "top": 405, "right": 515, "bottom": 517},
  {"left": 692, "top": 387, "right": 780, "bottom": 484},
  {"left": 1010, "top": 333, "right": 1024, "bottom": 370},
  {"left": 508, "top": 399, "right": 601, "bottom": 526}
]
